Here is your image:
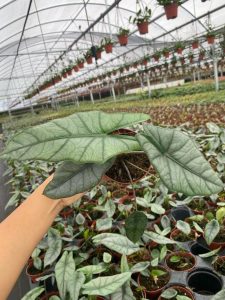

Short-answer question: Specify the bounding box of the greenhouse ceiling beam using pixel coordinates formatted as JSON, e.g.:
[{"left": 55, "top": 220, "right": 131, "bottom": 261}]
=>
[{"left": 5, "top": 0, "right": 33, "bottom": 99}]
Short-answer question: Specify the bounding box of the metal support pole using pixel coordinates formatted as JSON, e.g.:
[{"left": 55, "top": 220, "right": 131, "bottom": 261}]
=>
[
  {"left": 111, "top": 84, "right": 116, "bottom": 101},
  {"left": 146, "top": 74, "right": 151, "bottom": 98},
  {"left": 90, "top": 89, "right": 95, "bottom": 104}
]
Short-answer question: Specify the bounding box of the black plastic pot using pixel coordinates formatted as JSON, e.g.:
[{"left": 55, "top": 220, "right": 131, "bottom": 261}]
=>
[
  {"left": 171, "top": 206, "right": 192, "bottom": 222},
  {"left": 187, "top": 268, "right": 223, "bottom": 296},
  {"left": 190, "top": 242, "right": 210, "bottom": 256}
]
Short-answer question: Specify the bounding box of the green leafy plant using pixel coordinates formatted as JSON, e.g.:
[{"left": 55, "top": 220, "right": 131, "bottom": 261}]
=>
[
  {"left": 161, "top": 287, "right": 192, "bottom": 300},
  {"left": 118, "top": 27, "right": 130, "bottom": 36},
  {"left": 129, "top": 6, "right": 152, "bottom": 24},
  {"left": 157, "top": 0, "right": 182, "bottom": 6},
  {"left": 2, "top": 111, "right": 223, "bottom": 201}
]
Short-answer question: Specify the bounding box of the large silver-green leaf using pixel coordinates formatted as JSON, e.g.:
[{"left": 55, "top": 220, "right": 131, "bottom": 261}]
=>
[
  {"left": 110, "top": 282, "right": 135, "bottom": 300},
  {"left": 44, "top": 159, "right": 114, "bottom": 199},
  {"left": 67, "top": 271, "right": 85, "bottom": 300},
  {"left": 44, "top": 228, "right": 62, "bottom": 267},
  {"left": 55, "top": 251, "right": 75, "bottom": 299},
  {"left": 137, "top": 124, "right": 224, "bottom": 196},
  {"left": 144, "top": 231, "right": 176, "bottom": 245},
  {"left": 93, "top": 233, "right": 140, "bottom": 255},
  {"left": 21, "top": 287, "right": 45, "bottom": 300},
  {"left": 176, "top": 220, "right": 191, "bottom": 236},
  {"left": 3, "top": 111, "right": 149, "bottom": 163},
  {"left": 82, "top": 272, "right": 132, "bottom": 296},
  {"left": 204, "top": 219, "right": 220, "bottom": 245}
]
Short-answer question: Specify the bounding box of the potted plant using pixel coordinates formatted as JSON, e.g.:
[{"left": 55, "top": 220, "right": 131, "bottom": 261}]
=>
[
  {"left": 159, "top": 286, "right": 194, "bottom": 300},
  {"left": 101, "top": 37, "right": 114, "bottom": 53},
  {"left": 2, "top": 111, "right": 223, "bottom": 216},
  {"left": 85, "top": 50, "right": 93, "bottom": 65},
  {"left": 156, "top": 0, "right": 181, "bottom": 20},
  {"left": 96, "top": 45, "right": 103, "bottom": 60},
  {"left": 174, "top": 41, "right": 185, "bottom": 54},
  {"left": 171, "top": 55, "right": 177, "bottom": 66},
  {"left": 187, "top": 52, "right": 194, "bottom": 64},
  {"left": 213, "top": 255, "right": 225, "bottom": 276},
  {"left": 189, "top": 197, "right": 208, "bottom": 214},
  {"left": 162, "top": 47, "right": 170, "bottom": 58},
  {"left": 73, "top": 64, "right": 79, "bottom": 72},
  {"left": 138, "top": 266, "right": 170, "bottom": 298},
  {"left": 77, "top": 58, "right": 85, "bottom": 69},
  {"left": 117, "top": 27, "right": 130, "bottom": 46},
  {"left": 129, "top": 6, "right": 152, "bottom": 35},
  {"left": 170, "top": 221, "right": 197, "bottom": 243},
  {"left": 165, "top": 251, "right": 196, "bottom": 272},
  {"left": 199, "top": 49, "right": 206, "bottom": 61},
  {"left": 206, "top": 25, "right": 216, "bottom": 44},
  {"left": 153, "top": 50, "right": 162, "bottom": 62},
  {"left": 141, "top": 55, "right": 150, "bottom": 66},
  {"left": 192, "top": 38, "right": 199, "bottom": 49}
]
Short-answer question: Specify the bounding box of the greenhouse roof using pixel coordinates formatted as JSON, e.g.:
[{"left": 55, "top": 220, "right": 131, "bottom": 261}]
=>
[{"left": 0, "top": 0, "right": 225, "bottom": 111}]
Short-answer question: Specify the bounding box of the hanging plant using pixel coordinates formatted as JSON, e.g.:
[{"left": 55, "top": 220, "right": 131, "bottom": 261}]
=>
[
  {"left": 188, "top": 52, "right": 194, "bottom": 63},
  {"left": 85, "top": 50, "right": 93, "bottom": 65},
  {"left": 156, "top": 0, "right": 182, "bottom": 20},
  {"left": 171, "top": 55, "right": 177, "bottom": 66},
  {"left": 179, "top": 56, "right": 185, "bottom": 65},
  {"left": 192, "top": 38, "right": 199, "bottom": 49},
  {"left": 153, "top": 50, "right": 162, "bottom": 62},
  {"left": 95, "top": 45, "right": 103, "bottom": 60},
  {"left": 101, "top": 37, "right": 114, "bottom": 54},
  {"left": 141, "top": 55, "right": 149, "bottom": 66},
  {"left": 73, "top": 65, "right": 79, "bottom": 72},
  {"left": 174, "top": 41, "right": 185, "bottom": 54},
  {"left": 206, "top": 25, "right": 216, "bottom": 44},
  {"left": 199, "top": 49, "right": 206, "bottom": 60},
  {"left": 162, "top": 47, "right": 170, "bottom": 58},
  {"left": 77, "top": 58, "right": 85, "bottom": 69},
  {"left": 117, "top": 28, "right": 130, "bottom": 46},
  {"left": 129, "top": 6, "right": 152, "bottom": 35}
]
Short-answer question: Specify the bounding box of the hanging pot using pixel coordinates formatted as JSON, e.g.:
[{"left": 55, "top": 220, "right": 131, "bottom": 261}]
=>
[
  {"left": 104, "top": 43, "right": 113, "bottom": 53},
  {"left": 67, "top": 69, "right": 72, "bottom": 76},
  {"left": 73, "top": 65, "right": 79, "bottom": 72},
  {"left": 137, "top": 21, "right": 149, "bottom": 35},
  {"left": 164, "top": 3, "right": 178, "bottom": 20},
  {"left": 96, "top": 50, "right": 102, "bottom": 60},
  {"left": 207, "top": 36, "right": 215, "bottom": 44},
  {"left": 192, "top": 41, "right": 199, "bottom": 49},
  {"left": 62, "top": 72, "right": 67, "bottom": 78},
  {"left": 142, "top": 59, "right": 148, "bottom": 66},
  {"left": 78, "top": 61, "right": 84, "bottom": 69},
  {"left": 86, "top": 56, "right": 93, "bottom": 64},
  {"left": 118, "top": 34, "right": 128, "bottom": 46},
  {"left": 163, "top": 51, "right": 170, "bottom": 58},
  {"left": 176, "top": 48, "right": 183, "bottom": 54}
]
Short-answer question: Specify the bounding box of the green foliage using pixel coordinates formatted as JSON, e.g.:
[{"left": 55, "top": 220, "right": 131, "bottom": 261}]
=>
[
  {"left": 204, "top": 219, "right": 220, "bottom": 245},
  {"left": 125, "top": 211, "right": 148, "bottom": 243},
  {"left": 129, "top": 6, "right": 152, "bottom": 24}
]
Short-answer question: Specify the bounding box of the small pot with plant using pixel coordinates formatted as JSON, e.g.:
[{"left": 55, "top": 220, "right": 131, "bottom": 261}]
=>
[
  {"left": 117, "top": 27, "right": 130, "bottom": 46},
  {"left": 96, "top": 45, "right": 103, "bottom": 60},
  {"left": 129, "top": 6, "right": 152, "bottom": 35},
  {"left": 188, "top": 52, "right": 194, "bottom": 63},
  {"left": 189, "top": 197, "right": 209, "bottom": 214},
  {"left": 101, "top": 37, "right": 114, "bottom": 54},
  {"left": 206, "top": 25, "right": 216, "bottom": 44},
  {"left": 165, "top": 251, "right": 196, "bottom": 272},
  {"left": 199, "top": 49, "right": 206, "bottom": 61},
  {"left": 138, "top": 266, "right": 171, "bottom": 298},
  {"left": 73, "top": 64, "right": 79, "bottom": 72},
  {"left": 162, "top": 47, "right": 170, "bottom": 58},
  {"left": 159, "top": 286, "right": 194, "bottom": 300},
  {"left": 204, "top": 208, "right": 225, "bottom": 250},
  {"left": 153, "top": 50, "right": 162, "bottom": 62},
  {"left": 77, "top": 58, "right": 85, "bottom": 69},
  {"left": 174, "top": 41, "right": 185, "bottom": 54},
  {"left": 85, "top": 50, "right": 93, "bottom": 65},
  {"left": 26, "top": 254, "right": 51, "bottom": 283},
  {"left": 170, "top": 221, "right": 197, "bottom": 243},
  {"left": 192, "top": 38, "right": 199, "bottom": 49},
  {"left": 157, "top": 0, "right": 181, "bottom": 20}
]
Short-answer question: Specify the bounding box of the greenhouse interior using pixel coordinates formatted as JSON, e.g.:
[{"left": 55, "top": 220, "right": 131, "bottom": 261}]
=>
[{"left": 0, "top": 0, "right": 225, "bottom": 299}]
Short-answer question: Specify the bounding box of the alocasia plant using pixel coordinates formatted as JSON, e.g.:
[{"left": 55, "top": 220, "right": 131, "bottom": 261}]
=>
[{"left": 2, "top": 111, "right": 223, "bottom": 199}]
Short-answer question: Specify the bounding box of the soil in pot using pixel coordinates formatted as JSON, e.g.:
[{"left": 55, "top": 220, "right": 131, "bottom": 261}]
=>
[
  {"left": 165, "top": 251, "right": 196, "bottom": 271},
  {"left": 127, "top": 248, "right": 150, "bottom": 264},
  {"left": 138, "top": 266, "right": 170, "bottom": 296},
  {"left": 105, "top": 153, "right": 150, "bottom": 184},
  {"left": 132, "top": 287, "right": 146, "bottom": 299},
  {"left": 213, "top": 256, "right": 225, "bottom": 275},
  {"left": 170, "top": 229, "right": 196, "bottom": 242},
  {"left": 189, "top": 198, "right": 208, "bottom": 214}
]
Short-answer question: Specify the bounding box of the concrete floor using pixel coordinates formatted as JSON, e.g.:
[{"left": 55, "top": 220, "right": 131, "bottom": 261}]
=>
[{"left": 0, "top": 140, "right": 30, "bottom": 299}]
